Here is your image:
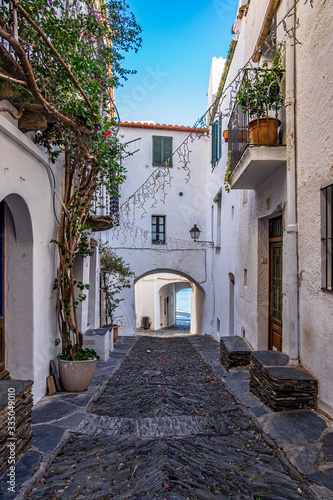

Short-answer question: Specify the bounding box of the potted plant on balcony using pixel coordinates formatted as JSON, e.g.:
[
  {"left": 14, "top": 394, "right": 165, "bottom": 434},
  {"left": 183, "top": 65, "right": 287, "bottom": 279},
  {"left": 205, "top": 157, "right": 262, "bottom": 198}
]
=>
[
  {"left": 100, "top": 245, "right": 135, "bottom": 342},
  {"left": 236, "top": 45, "right": 284, "bottom": 145}
]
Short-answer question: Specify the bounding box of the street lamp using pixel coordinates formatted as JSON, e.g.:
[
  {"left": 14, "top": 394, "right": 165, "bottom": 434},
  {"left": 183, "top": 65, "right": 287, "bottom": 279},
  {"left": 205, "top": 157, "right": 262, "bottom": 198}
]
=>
[
  {"left": 189, "top": 224, "right": 201, "bottom": 241},
  {"left": 189, "top": 224, "right": 214, "bottom": 247}
]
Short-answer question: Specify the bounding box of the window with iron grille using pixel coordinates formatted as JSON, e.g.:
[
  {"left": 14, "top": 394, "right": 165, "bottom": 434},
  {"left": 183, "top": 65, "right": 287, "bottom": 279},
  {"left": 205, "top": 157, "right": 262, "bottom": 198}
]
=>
[
  {"left": 152, "top": 215, "right": 166, "bottom": 244},
  {"left": 152, "top": 136, "right": 173, "bottom": 167},
  {"left": 321, "top": 184, "right": 333, "bottom": 291}
]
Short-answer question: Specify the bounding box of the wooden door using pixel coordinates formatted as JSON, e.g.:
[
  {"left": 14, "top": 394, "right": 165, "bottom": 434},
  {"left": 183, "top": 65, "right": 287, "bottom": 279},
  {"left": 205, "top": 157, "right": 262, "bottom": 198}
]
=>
[
  {"left": 269, "top": 216, "right": 283, "bottom": 351},
  {"left": 0, "top": 203, "right": 5, "bottom": 372}
]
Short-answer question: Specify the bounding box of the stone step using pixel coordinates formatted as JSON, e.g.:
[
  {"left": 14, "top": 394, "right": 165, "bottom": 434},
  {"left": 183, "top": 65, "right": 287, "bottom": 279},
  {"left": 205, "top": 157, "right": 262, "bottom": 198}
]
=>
[
  {"left": 220, "top": 335, "right": 252, "bottom": 370},
  {"left": 249, "top": 351, "right": 318, "bottom": 412}
]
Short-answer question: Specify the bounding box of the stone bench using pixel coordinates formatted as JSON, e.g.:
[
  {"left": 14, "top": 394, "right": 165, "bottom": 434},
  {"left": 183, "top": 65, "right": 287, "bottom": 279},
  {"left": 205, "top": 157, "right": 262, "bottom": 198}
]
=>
[
  {"left": 0, "top": 380, "right": 33, "bottom": 477},
  {"left": 83, "top": 328, "right": 113, "bottom": 362},
  {"left": 250, "top": 351, "right": 318, "bottom": 411},
  {"left": 220, "top": 336, "right": 252, "bottom": 370}
]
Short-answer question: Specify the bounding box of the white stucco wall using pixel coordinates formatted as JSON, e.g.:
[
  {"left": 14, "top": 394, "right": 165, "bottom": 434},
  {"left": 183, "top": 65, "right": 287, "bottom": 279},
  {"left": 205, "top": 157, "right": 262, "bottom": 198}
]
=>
[
  {"left": 0, "top": 109, "right": 62, "bottom": 402},
  {"left": 295, "top": 0, "right": 333, "bottom": 414},
  {"left": 206, "top": 0, "right": 333, "bottom": 413},
  {"left": 207, "top": 0, "right": 291, "bottom": 350},
  {"left": 0, "top": 106, "right": 102, "bottom": 403},
  {"left": 207, "top": 57, "right": 225, "bottom": 113},
  {"left": 104, "top": 124, "right": 213, "bottom": 336}
]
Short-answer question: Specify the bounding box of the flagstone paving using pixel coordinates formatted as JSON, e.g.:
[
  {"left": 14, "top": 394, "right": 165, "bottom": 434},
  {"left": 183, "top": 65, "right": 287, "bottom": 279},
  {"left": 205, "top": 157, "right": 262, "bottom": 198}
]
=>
[{"left": 28, "top": 336, "right": 310, "bottom": 499}]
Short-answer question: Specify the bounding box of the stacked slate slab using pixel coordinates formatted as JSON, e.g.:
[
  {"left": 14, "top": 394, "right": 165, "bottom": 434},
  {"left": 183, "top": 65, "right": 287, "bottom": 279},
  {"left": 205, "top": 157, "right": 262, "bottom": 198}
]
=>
[
  {"left": 0, "top": 380, "right": 33, "bottom": 476},
  {"left": 220, "top": 336, "right": 252, "bottom": 370},
  {"left": 250, "top": 351, "right": 318, "bottom": 412}
]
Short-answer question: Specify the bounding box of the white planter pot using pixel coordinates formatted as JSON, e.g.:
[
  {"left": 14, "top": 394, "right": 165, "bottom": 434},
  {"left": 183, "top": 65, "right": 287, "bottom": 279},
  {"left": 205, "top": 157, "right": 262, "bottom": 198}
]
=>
[{"left": 58, "top": 358, "right": 97, "bottom": 392}]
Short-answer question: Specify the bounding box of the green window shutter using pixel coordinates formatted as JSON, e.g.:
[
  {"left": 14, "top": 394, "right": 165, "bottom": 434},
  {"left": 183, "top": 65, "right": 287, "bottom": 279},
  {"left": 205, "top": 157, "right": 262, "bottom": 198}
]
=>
[
  {"left": 153, "top": 136, "right": 173, "bottom": 167},
  {"left": 218, "top": 116, "right": 222, "bottom": 159},
  {"left": 163, "top": 137, "right": 173, "bottom": 166},
  {"left": 212, "top": 122, "right": 217, "bottom": 163},
  {"left": 153, "top": 136, "right": 162, "bottom": 166}
]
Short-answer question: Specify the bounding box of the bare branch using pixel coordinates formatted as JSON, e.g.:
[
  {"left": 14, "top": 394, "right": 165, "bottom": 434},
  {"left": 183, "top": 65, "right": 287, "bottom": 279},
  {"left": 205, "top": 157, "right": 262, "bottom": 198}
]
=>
[
  {"left": 0, "top": 102, "right": 43, "bottom": 120},
  {"left": 0, "top": 72, "right": 28, "bottom": 86}
]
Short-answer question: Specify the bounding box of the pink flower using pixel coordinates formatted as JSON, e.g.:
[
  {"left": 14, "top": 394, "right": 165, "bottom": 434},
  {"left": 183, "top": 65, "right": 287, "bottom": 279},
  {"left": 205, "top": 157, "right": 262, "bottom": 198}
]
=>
[
  {"left": 104, "top": 130, "right": 112, "bottom": 138},
  {"left": 49, "top": 0, "right": 53, "bottom": 5}
]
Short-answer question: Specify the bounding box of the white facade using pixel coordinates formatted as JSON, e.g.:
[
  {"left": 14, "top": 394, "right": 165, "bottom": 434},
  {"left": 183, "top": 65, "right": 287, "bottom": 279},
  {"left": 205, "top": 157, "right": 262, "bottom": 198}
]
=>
[
  {"left": 0, "top": 103, "right": 61, "bottom": 402},
  {"left": 0, "top": 101, "right": 102, "bottom": 403},
  {"left": 103, "top": 122, "right": 213, "bottom": 336},
  {"left": 207, "top": 0, "right": 333, "bottom": 414},
  {"left": 296, "top": 1, "right": 333, "bottom": 416}
]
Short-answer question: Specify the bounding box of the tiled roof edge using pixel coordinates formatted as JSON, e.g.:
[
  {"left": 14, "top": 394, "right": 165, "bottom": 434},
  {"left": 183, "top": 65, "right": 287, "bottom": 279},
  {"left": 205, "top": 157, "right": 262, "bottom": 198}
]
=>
[{"left": 120, "top": 122, "right": 209, "bottom": 134}]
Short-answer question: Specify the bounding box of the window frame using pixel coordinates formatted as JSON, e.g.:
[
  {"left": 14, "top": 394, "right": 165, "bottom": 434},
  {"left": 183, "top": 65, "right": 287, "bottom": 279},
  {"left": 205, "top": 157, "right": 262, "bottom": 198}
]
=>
[
  {"left": 321, "top": 184, "right": 333, "bottom": 291},
  {"left": 152, "top": 136, "right": 173, "bottom": 167},
  {"left": 152, "top": 215, "right": 166, "bottom": 244}
]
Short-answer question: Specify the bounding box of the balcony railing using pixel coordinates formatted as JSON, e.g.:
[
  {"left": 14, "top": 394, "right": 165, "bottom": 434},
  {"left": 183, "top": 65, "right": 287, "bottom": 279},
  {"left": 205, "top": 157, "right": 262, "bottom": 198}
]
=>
[
  {"left": 88, "top": 185, "right": 120, "bottom": 232},
  {"left": 227, "top": 63, "right": 283, "bottom": 172},
  {"left": 228, "top": 103, "right": 282, "bottom": 173},
  {"left": 0, "top": 1, "right": 19, "bottom": 59}
]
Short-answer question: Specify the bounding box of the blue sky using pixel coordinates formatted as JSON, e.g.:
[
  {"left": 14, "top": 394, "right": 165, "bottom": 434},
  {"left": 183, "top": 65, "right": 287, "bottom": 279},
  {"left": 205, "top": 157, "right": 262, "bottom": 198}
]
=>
[{"left": 115, "top": 0, "right": 239, "bottom": 127}]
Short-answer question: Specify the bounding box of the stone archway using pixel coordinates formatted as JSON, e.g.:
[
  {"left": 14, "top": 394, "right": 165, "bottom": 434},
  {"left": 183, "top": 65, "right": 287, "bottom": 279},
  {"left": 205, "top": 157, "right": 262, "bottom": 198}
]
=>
[
  {"left": 134, "top": 269, "right": 205, "bottom": 335},
  {"left": 1, "top": 194, "right": 34, "bottom": 381}
]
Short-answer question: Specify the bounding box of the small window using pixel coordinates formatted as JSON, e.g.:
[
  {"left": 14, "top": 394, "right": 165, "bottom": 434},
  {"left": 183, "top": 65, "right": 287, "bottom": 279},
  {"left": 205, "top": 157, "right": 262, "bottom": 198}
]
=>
[
  {"left": 152, "top": 215, "right": 166, "bottom": 244},
  {"left": 321, "top": 184, "right": 333, "bottom": 291},
  {"left": 152, "top": 136, "right": 173, "bottom": 167},
  {"left": 212, "top": 116, "right": 222, "bottom": 165}
]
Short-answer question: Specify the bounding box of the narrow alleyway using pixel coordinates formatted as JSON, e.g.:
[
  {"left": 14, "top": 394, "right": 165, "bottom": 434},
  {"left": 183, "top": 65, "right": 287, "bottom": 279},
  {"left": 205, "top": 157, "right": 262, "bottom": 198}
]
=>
[{"left": 29, "top": 336, "right": 309, "bottom": 500}]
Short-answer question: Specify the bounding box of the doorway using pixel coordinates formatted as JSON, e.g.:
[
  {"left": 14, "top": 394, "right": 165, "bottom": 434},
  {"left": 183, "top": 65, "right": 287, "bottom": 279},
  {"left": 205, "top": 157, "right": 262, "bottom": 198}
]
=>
[{"left": 269, "top": 216, "right": 283, "bottom": 351}]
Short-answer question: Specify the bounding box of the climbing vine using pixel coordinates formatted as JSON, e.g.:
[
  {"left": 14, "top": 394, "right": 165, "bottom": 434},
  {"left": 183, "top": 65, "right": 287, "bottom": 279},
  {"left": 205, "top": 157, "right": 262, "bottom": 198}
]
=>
[{"left": 0, "top": 0, "right": 141, "bottom": 359}]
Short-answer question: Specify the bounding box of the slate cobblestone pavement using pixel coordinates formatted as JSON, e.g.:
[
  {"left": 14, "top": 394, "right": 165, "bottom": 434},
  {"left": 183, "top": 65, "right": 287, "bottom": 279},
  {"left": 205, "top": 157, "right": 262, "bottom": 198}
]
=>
[
  {"left": 26, "top": 336, "right": 312, "bottom": 499},
  {"left": 0, "top": 332, "right": 332, "bottom": 499}
]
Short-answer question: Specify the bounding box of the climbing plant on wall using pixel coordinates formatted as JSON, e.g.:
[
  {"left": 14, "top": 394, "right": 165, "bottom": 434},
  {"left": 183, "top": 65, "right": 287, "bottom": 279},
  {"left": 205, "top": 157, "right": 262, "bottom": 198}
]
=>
[
  {"left": 100, "top": 243, "right": 135, "bottom": 327},
  {"left": 0, "top": 0, "right": 141, "bottom": 359}
]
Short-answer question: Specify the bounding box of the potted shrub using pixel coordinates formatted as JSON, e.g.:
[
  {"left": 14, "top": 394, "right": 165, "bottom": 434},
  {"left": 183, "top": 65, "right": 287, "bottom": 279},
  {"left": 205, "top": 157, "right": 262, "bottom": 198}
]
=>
[
  {"left": 100, "top": 245, "right": 135, "bottom": 342},
  {"left": 236, "top": 45, "right": 284, "bottom": 144},
  {"left": 56, "top": 345, "right": 100, "bottom": 392}
]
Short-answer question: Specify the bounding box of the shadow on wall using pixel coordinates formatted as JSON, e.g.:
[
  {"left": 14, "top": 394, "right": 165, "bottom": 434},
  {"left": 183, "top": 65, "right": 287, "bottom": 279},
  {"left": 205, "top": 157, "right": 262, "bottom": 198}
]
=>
[{"left": 2, "top": 194, "right": 34, "bottom": 381}]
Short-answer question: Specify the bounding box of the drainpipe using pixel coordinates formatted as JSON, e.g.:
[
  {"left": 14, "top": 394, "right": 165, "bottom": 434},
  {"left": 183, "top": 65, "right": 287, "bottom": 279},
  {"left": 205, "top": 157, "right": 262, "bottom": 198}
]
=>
[
  {"left": 285, "top": 1, "right": 299, "bottom": 360},
  {"left": 252, "top": 0, "right": 280, "bottom": 62}
]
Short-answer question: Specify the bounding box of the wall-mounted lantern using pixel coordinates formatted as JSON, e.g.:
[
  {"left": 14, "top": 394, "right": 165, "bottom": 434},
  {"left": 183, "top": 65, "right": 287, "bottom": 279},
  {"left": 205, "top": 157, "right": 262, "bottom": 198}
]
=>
[{"left": 189, "top": 224, "right": 201, "bottom": 241}]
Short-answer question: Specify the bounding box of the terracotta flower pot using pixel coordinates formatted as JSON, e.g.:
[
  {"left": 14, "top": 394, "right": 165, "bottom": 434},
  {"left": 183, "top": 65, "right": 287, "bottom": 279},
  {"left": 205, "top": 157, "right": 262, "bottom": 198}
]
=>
[
  {"left": 249, "top": 117, "right": 281, "bottom": 145},
  {"left": 58, "top": 358, "right": 97, "bottom": 392}
]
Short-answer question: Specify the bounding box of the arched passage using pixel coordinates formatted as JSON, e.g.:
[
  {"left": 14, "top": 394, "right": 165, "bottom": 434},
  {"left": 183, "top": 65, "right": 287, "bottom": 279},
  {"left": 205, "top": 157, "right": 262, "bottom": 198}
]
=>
[
  {"left": 134, "top": 269, "right": 205, "bottom": 334},
  {"left": 0, "top": 194, "right": 34, "bottom": 380}
]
